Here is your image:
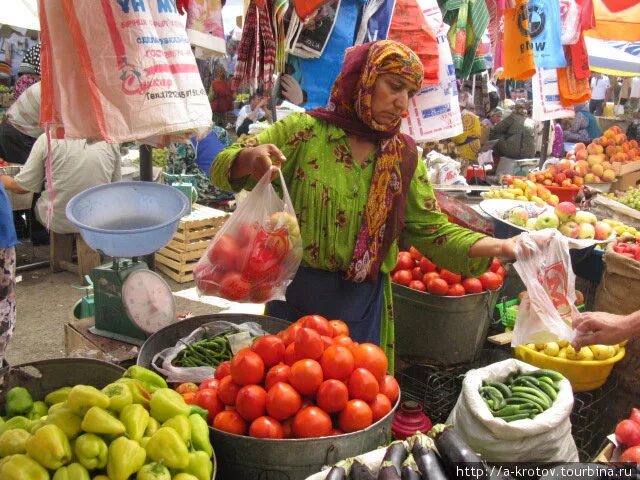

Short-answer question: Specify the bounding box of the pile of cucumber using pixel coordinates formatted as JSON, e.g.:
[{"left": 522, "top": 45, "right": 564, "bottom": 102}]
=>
[{"left": 479, "top": 369, "right": 565, "bottom": 422}]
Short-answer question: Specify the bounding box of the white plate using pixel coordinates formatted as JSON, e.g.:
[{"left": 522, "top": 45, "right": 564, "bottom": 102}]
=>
[{"left": 479, "top": 199, "right": 616, "bottom": 250}]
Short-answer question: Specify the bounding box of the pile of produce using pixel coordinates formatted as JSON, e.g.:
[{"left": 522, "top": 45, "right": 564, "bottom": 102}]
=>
[
  {"left": 612, "top": 238, "right": 640, "bottom": 261},
  {"left": 605, "top": 186, "right": 640, "bottom": 212},
  {"left": 482, "top": 177, "right": 559, "bottom": 205},
  {"left": 176, "top": 315, "right": 400, "bottom": 439},
  {"left": 601, "top": 219, "right": 640, "bottom": 240},
  {"left": 561, "top": 143, "right": 618, "bottom": 185},
  {"left": 614, "top": 408, "right": 640, "bottom": 462},
  {"left": 568, "top": 126, "right": 640, "bottom": 166},
  {"left": 521, "top": 341, "right": 622, "bottom": 361},
  {"left": 172, "top": 330, "right": 235, "bottom": 369},
  {"left": 0, "top": 366, "right": 214, "bottom": 480},
  {"left": 479, "top": 369, "right": 563, "bottom": 422},
  {"left": 505, "top": 201, "right": 612, "bottom": 240},
  {"left": 391, "top": 247, "right": 504, "bottom": 296}
]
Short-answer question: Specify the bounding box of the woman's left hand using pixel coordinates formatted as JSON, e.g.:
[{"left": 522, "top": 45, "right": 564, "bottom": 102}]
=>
[{"left": 500, "top": 236, "right": 518, "bottom": 259}]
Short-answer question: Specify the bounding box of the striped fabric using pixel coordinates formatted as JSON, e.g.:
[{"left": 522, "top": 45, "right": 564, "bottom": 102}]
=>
[{"left": 7, "top": 82, "right": 43, "bottom": 139}]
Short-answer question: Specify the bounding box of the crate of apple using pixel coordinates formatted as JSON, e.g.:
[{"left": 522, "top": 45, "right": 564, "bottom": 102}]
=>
[{"left": 391, "top": 247, "right": 505, "bottom": 296}]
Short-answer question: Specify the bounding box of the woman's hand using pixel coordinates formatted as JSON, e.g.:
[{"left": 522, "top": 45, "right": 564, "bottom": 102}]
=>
[
  {"left": 499, "top": 236, "right": 517, "bottom": 259},
  {"left": 232, "top": 144, "right": 287, "bottom": 181},
  {"left": 572, "top": 311, "right": 637, "bottom": 348}
]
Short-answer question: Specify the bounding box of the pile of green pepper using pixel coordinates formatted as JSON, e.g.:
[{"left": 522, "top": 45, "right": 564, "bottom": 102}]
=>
[
  {"left": 479, "top": 369, "right": 565, "bottom": 422},
  {"left": 173, "top": 331, "right": 234, "bottom": 368}
]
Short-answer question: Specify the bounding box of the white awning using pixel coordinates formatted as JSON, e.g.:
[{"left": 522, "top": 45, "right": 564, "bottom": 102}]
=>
[{"left": 0, "top": 0, "right": 39, "bottom": 31}]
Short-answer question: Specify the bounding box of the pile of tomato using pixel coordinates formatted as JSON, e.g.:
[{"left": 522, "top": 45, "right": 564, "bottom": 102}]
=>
[
  {"left": 612, "top": 239, "right": 640, "bottom": 262},
  {"left": 391, "top": 247, "right": 505, "bottom": 296},
  {"left": 176, "top": 315, "right": 399, "bottom": 439}
]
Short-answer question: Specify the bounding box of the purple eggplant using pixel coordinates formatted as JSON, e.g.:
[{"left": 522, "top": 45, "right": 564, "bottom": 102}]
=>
[
  {"left": 401, "top": 454, "right": 421, "bottom": 480},
  {"left": 378, "top": 460, "right": 402, "bottom": 480},
  {"left": 326, "top": 459, "right": 352, "bottom": 480},
  {"left": 411, "top": 433, "right": 447, "bottom": 480},
  {"left": 381, "top": 440, "right": 409, "bottom": 476},
  {"left": 351, "top": 459, "right": 376, "bottom": 480},
  {"left": 428, "top": 424, "right": 487, "bottom": 480}
]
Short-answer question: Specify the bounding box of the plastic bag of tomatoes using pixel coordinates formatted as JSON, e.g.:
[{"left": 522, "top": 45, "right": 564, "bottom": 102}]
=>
[{"left": 194, "top": 169, "right": 303, "bottom": 303}]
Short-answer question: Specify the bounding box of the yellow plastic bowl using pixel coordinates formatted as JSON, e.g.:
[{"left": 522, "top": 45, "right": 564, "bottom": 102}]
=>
[{"left": 513, "top": 345, "right": 626, "bottom": 392}]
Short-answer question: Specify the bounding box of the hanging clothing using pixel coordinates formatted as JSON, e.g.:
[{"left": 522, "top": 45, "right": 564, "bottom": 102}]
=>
[
  {"left": 526, "top": 0, "right": 566, "bottom": 69},
  {"left": 499, "top": 0, "right": 536, "bottom": 80}
]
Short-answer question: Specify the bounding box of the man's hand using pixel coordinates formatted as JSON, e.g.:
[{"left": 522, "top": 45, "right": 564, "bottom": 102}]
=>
[{"left": 572, "top": 311, "right": 635, "bottom": 348}]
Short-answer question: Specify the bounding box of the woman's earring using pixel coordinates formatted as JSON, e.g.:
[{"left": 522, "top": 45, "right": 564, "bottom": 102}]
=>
[{"left": 401, "top": 111, "right": 409, "bottom": 118}]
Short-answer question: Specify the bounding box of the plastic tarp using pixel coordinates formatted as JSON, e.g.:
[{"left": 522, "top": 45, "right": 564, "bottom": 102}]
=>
[
  {"left": 585, "top": 37, "right": 640, "bottom": 77},
  {"left": 0, "top": 0, "right": 39, "bottom": 31},
  {"left": 586, "top": 0, "right": 640, "bottom": 42}
]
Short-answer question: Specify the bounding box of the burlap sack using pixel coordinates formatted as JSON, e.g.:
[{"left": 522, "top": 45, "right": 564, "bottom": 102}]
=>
[{"left": 595, "top": 243, "right": 640, "bottom": 395}]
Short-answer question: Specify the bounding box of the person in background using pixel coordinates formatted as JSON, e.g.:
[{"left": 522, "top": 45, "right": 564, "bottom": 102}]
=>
[
  {"left": 0, "top": 181, "right": 18, "bottom": 367},
  {"left": 551, "top": 121, "right": 564, "bottom": 158},
  {"left": 489, "top": 102, "right": 536, "bottom": 159},
  {"left": 630, "top": 77, "right": 640, "bottom": 110},
  {"left": 589, "top": 73, "right": 611, "bottom": 116},
  {"left": 573, "top": 310, "right": 640, "bottom": 348},
  {"left": 0, "top": 136, "right": 121, "bottom": 234},
  {"left": 627, "top": 110, "right": 640, "bottom": 143},
  {"left": 0, "top": 82, "right": 42, "bottom": 165},
  {"left": 209, "top": 63, "right": 234, "bottom": 127},
  {"left": 481, "top": 109, "right": 503, "bottom": 130},
  {"left": 453, "top": 103, "right": 482, "bottom": 163},
  {"left": 14, "top": 43, "right": 40, "bottom": 100},
  {"left": 564, "top": 103, "right": 601, "bottom": 143},
  {"left": 235, "top": 93, "right": 270, "bottom": 136}
]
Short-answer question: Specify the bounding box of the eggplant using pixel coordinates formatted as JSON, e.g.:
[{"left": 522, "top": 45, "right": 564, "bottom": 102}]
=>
[
  {"left": 378, "top": 460, "right": 402, "bottom": 480},
  {"left": 411, "top": 433, "right": 447, "bottom": 480},
  {"left": 351, "top": 459, "right": 377, "bottom": 480},
  {"left": 401, "top": 454, "right": 421, "bottom": 480},
  {"left": 381, "top": 440, "right": 409, "bottom": 476},
  {"left": 428, "top": 424, "right": 487, "bottom": 480},
  {"left": 326, "top": 459, "right": 352, "bottom": 480}
]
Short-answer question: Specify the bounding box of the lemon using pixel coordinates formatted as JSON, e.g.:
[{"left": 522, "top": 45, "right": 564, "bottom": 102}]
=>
[
  {"left": 557, "top": 347, "right": 568, "bottom": 359},
  {"left": 543, "top": 342, "right": 560, "bottom": 357},
  {"left": 590, "top": 345, "right": 615, "bottom": 360},
  {"left": 558, "top": 340, "right": 569, "bottom": 348},
  {"left": 577, "top": 346, "right": 594, "bottom": 361},
  {"left": 525, "top": 343, "right": 537, "bottom": 350},
  {"left": 566, "top": 345, "right": 580, "bottom": 360}
]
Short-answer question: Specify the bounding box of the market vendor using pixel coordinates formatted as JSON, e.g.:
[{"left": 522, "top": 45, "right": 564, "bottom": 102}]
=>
[
  {"left": 573, "top": 310, "right": 640, "bottom": 348},
  {"left": 489, "top": 102, "right": 536, "bottom": 159},
  {"left": 14, "top": 43, "right": 40, "bottom": 100},
  {"left": 563, "top": 103, "right": 601, "bottom": 143},
  {"left": 211, "top": 40, "right": 519, "bottom": 361},
  {"left": 235, "top": 93, "right": 271, "bottom": 137},
  {"left": 0, "top": 81, "right": 42, "bottom": 165},
  {"left": 0, "top": 135, "right": 121, "bottom": 234}
]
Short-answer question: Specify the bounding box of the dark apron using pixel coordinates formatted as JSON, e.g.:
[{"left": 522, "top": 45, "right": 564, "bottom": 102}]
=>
[{"left": 266, "top": 266, "right": 384, "bottom": 344}]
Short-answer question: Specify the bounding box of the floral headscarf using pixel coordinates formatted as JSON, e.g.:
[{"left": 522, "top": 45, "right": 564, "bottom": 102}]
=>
[{"left": 308, "top": 40, "right": 424, "bottom": 283}]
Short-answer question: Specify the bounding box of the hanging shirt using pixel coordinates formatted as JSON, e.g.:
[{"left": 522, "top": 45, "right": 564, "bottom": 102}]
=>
[
  {"left": 590, "top": 76, "right": 610, "bottom": 100},
  {"left": 526, "top": 0, "right": 567, "bottom": 69},
  {"left": 499, "top": 0, "right": 536, "bottom": 80}
]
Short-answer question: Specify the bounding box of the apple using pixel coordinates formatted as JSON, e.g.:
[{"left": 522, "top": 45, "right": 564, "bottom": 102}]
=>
[
  {"left": 535, "top": 212, "right": 560, "bottom": 230},
  {"left": 526, "top": 218, "right": 538, "bottom": 230},
  {"left": 561, "top": 179, "right": 574, "bottom": 187},
  {"left": 575, "top": 211, "right": 597, "bottom": 225},
  {"left": 565, "top": 169, "right": 576, "bottom": 179},
  {"left": 578, "top": 223, "right": 595, "bottom": 239},
  {"left": 602, "top": 169, "right": 616, "bottom": 182},
  {"left": 576, "top": 149, "right": 588, "bottom": 161},
  {"left": 575, "top": 142, "right": 586, "bottom": 151},
  {"left": 529, "top": 195, "right": 545, "bottom": 207},
  {"left": 555, "top": 202, "right": 577, "bottom": 223},
  {"left": 594, "top": 221, "right": 613, "bottom": 240},
  {"left": 591, "top": 164, "right": 604, "bottom": 177},
  {"left": 584, "top": 173, "right": 595, "bottom": 183},
  {"left": 507, "top": 207, "right": 529, "bottom": 227},
  {"left": 559, "top": 221, "right": 580, "bottom": 239},
  {"left": 587, "top": 143, "right": 599, "bottom": 155}
]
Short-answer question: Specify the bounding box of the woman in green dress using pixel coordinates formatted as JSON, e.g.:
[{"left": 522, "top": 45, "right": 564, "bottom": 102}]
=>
[{"left": 211, "top": 40, "right": 517, "bottom": 368}]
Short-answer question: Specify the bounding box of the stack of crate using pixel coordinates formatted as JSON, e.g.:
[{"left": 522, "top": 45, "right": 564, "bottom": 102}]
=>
[{"left": 155, "top": 204, "right": 228, "bottom": 283}]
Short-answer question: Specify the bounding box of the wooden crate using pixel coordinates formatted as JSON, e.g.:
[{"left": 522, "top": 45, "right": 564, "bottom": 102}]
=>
[
  {"left": 612, "top": 170, "right": 640, "bottom": 191},
  {"left": 155, "top": 204, "right": 228, "bottom": 283},
  {"left": 64, "top": 317, "right": 138, "bottom": 366},
  {"left": 612, "top": 160, "right": 640, "bottom": 176}
]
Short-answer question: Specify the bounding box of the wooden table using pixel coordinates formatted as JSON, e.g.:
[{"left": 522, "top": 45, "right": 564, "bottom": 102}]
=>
[{"left": 64, "top": 317, "right": 139, "bottom": 367}]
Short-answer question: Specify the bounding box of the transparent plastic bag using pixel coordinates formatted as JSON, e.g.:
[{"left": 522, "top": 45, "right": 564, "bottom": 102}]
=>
[
  {"left": 511, "top": 230, "right": 578, "bottom": 346},
  {"left": 151, "top": 321, "right": 269, "bottom": 383},
  {"left": 193, "top": 168, "right": 303, "bottom": 303}
]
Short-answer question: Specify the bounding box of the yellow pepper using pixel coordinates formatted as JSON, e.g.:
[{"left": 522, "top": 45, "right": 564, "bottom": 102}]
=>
[
  {"left": 0, "top": 454, "right": 49, "bottom": 480},
  {"left": 106, "top": 437, "right": 146, "bottom": 480},
  {"left": 52, "top": 462, "right": 90, "bottom": 480},
  {"left": 145, "top": 427, "right": 189, "bottom": 469},
  {"left": 26, "top": 424, "right": 72, "bottom": 470},
  {"left": 67, "top": 386, "right": 110, "bottom": 417},
  {"left": 120, "top": 404, "right": 149, "bottom": 442},
  {"left": 0, "top": 429, "right": 31, "bottom": 457},
  {"left": 80, "top": 407, "right": 125, "bottom": 436}
]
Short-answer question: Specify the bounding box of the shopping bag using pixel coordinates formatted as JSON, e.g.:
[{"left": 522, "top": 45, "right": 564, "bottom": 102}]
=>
[
  {"left": 531, "top": 68, "right": 575, "bottom": 122},
  {"left": 560, "top": 0, "right": 581, "bottom": 45},
  {"left": 511, "top": 230, "right": 579, "bottom": 346},
  {"left": 193, "top": 169, "right": 303, "bottom": 303},
  {"left": 38, "top": 0, "right": 212, "bottom": 146},
  {"left": 185, "top": 0, "right": 227, "bottom": 58},
  {"left": 499, "top": 0, "right": 536, "bottom": 81}
]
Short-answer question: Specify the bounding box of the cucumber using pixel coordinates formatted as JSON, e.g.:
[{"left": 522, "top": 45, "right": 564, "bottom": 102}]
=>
[
  {"left": 528, "top": 369, "right": 565, "bottom": 382},
  {"left": 505, "top": 397, "right": 532, "bottom": 405},
  {"left": 537, "top": 381, "right": 558, "bottom": 401},
  {"left": 511, "top": 386, "right": 551, "bottom": 409},
  {"left": 501, "top": 413, "right": 531, "bottom": 422},
  {"left": 493, "top": 405, "right": 522, "bottom": 417},
  {"left": 511, "top": 392, "right": 549, "bottom": 411},
  {"left": 488, "top": 382, "right": 512, "bottom": 399}
]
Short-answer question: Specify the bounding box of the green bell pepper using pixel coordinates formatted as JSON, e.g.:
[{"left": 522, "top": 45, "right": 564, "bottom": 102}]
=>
[
  {"left": 0, "top": 453, "right": 49, "bottom": 480},
  {"left": 115, "top": 378, "right": 151, "bottom": 407},
  {"left": 52, "top": 462, "right": 90, "bottom": 480},
  {"left": 106, "top": 437, "right": 146, "bottom": 480},
  {"left": 145, "top": 417, "right": 160, "bottom": 437},
  {"left": 188, "top": 414, "right": 212, "bottom": 457},
  {"left": 26, "top": 424, "right": 73, "bottom": 470},
  {"left": 0, "top": 416, "right": 31, "bottom": 436},
  {"left": 67, "top": 386, "right": 110, "bottom": 417},
  {"left": 139, "top": 436, "right": 151, "bottom": 448},
  {"left": 136, "top": 462, "right": 171, "bottom": 480},
  {"left": 162, "top": 415, "right": 190, "bottom": 444},
  {"left": 123, "top": 366, "right": 167, "bottom": 393},
  {"left": 145, "top": 427, "right": 189, "bottom": 469},
  {"left": 149, "top": 389, "right": 190, "bottom": 423},
  {"left": 5, "top": 388, "right": 33, "bottom": 418},
  {"left": 184, "top": 450, "right": 213, "bottom": 480},
  {"left": 80, "top": 407, "right": 125, "bottom": 436},
  {"left": 120, "top": 404, "right": 149, "bottom": 442},
  {"left": 27, "top": 401, "right": 49, "bottom": 420},
  {"left": 46, "top": 406, "right": 82, "bottom": 440},
  {"left": 0, "top": 429, "right": 31, "bottom": 457},
  {"left": 29, "top": 418, "right": 47, "bottom": 435},
  {"left": 101, "top": 383, "right": 133, "bottom": 413},
  {"left": 74, "top": 433, "right": 107, "bottom": 470},
  {"left": 189, "top": 405, "right": 209, "bottom": 422},
  {"left": 45, "top": 387, "right": 72, "bottom": 406}
]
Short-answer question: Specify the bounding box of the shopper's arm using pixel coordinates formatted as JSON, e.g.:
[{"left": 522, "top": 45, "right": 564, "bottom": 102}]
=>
[
  {"left": 0, "top": 175, "right": 28, "bottom": 194},
  {"left": 573, "top": 310, "right": 640, "bottom": 347}
]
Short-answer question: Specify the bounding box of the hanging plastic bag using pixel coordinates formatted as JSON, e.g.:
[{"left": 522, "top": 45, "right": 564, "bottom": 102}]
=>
[
  {"left": 511, "top": 230, "right": 578, "bottom": 346},
  {"left": 151, "top": 321, "right": 270, "bottom": 383},
  {"left": 193, "top": 168, "right": 303, "bottom": 303},
  {"left": 560, "top": 0, "right": 581, "bottom": 45},
  {"left": 532, "top": 68, "right": 575, "bottom": 122},
  {"left": 499, "top": 0, "right": 536, "bottom": 81},
  {"left": 185, "top": 0, "right": 227, "bottom": 58}
]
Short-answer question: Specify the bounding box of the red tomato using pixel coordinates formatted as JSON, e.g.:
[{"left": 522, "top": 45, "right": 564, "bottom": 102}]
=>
[
  {"left": 348, "top": 368, "right": 380, "bottom": 402},
  {"left": 462, "top": 278, "right": 483, "bottom": 294},
  {"left": 281, "top": 324, "right": 301, "bottom": 346},
  {"left": 339, "top": 399, "right": 373, "bottom": 433},
  {"left": 411, "top": 267, "right": 423, "bottom": 281},
  {"left": 422, "top": 272, "right": 440, "bottom": 286},
  {"left": 439, "top": 269, "right": 462, "bottom": 285},
  {"left": 316, "top": 379, "right": 349, "bottom": 413},
  {"left": 214, "top": 361, "right": 231, "bottom": 380},
  {"left": 616, "top": 419, "right": 640, "bottom": 447},
  {"left": 266, "top": 382, "right": 302, "bottom": 420},
  {"left": 369, "top": 393, "right": 392, "bottom": 422},
  {"left": 479, "top": 272, "right": 503, "bottom": 291},
  {"left": 379, "top": 375, "right": 400, "bottom": 404},
  {"left": 281, "top": 418, "right": 294, "bottom": 438},
  {"left": 182, "top": 392, "right": 196, "bottom": 405},
  {"left": 292, "top": 407, "right": 333, "bottom": 438},
  {"left": 249, "top": 283, "right": 275, "bottom": 303},
  {"left": 495, "top": 266, "right": 507, "bottom": 279},
  {"left": 331, "top": 428, "right": 344, "bottom": 436},
  {"left": 176, "top": 382, "right": 198, "bottom": 394},
  {"left": 251, "top": 335, "right": 286, "bottom": 368},
  {"left": 243, "top": 241, "right": 283, "bottom": 282},
  {"left": 620, "top": 445, "right": 640, "bottom": 463},
  {"left": 447, "top": 283, "right": 466, "bottom": 296},
  {"left": 394, "top": 252, "right": 414, "bottom": 272},
  {"left": 235, "top": 385, "right": 267, "bottom": 422},
  {"left": 265, "top": 363, "right": 291, "bottom": 389},
  {"left": 230, "top": 348, "right": 265, "bottom": 385},
  {"left": 427, "top": 278, "right": 449, "bottom": 296},
  {"left": 320, "top": 345, "right": 355, "bottom": 381},
  {"left": 207, "top": 234, "right": 241, "bottom": 271},
  {"left": 408, "top": 280, "right": 426, "bottom": 292},
  {"left": 249, "top": 416, "right": 284, "bottom": 439},
  {"left": 392, "top": 270, "right": 412, "bottom": 286},
  {"left": 289, "top": 359, "right": 323, "bottom": 396},
  {"left": 294, "top": 327, "right": 325, "bottom": 360},
  {"left": 332, "top": 335, "right": 355, "bottom": 349},
  {"left": 351, "top": 343, "right": 388, "bottom": 384},
  {"left": 409, "top": 246, "right": 423, "bottom": 261},
  {"left": 629, "top": 408, "right": 640, "bottom": 426},
  {"left": 321, "top": 335, "right": 334, "bottom": 349},
  {"left": 220, "top": 272, "right": 251, "bottom": 301},
  {"left": 489, "top": 258, "right": 502, "bottom": 273},
  {"left": 213, "top": 410, "right": 247, "bottom": 435},
  {"left": 194, "top": 388, "right": 224, "bottom": 420},
  {"left": 284, "top": 343, "right": 297, "bottom": 366},
  {"left": 300, "top": 315, "right": 333, "bottom": 337},
  {"left": 419, "top": 257, "right": 437, "bottom": 273},
  {"left": 236, "top": 222, "right": 259, "bottom": 248},
  {"left": 329, "top": 320, "right": 350, "bottom": 337},
  {"left": 198, "top": 378, "right": 219, "bottom": 391},
  {"left": 217, "top": 376, "right": 242, "bottom": 406}
]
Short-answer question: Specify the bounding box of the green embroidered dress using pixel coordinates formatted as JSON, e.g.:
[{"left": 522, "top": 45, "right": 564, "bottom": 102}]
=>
[{"left": 211, "top": 113, "right": 491, "bottom": 371}]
